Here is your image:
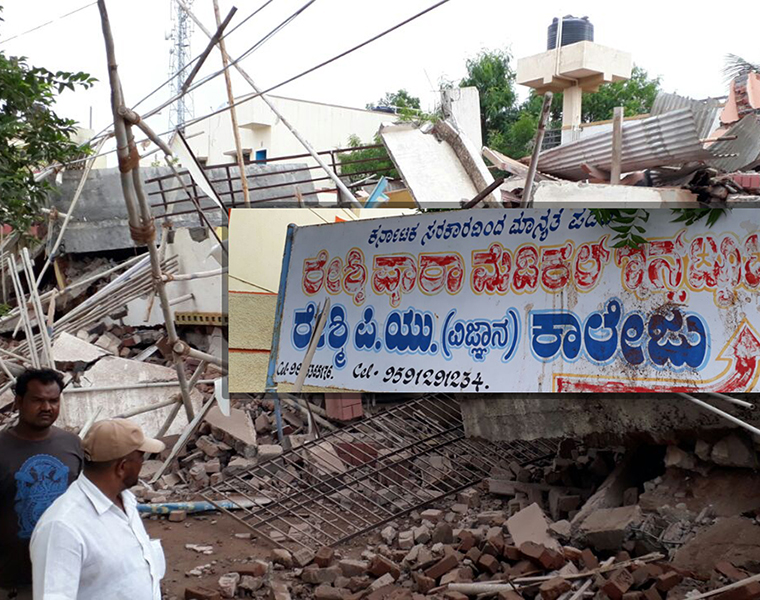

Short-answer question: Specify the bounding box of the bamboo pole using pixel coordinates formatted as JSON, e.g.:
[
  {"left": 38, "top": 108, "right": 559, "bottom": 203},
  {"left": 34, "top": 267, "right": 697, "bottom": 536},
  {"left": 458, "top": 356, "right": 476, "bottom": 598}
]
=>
[
  {"left": 610, "top": 106, "right": 623, "bottom": 184},
  {"left": 213, "top": 0, "right": 250, "bottom": 207},
  {"left": 522, "top": 91, "right": 553, "bottom": 208},
  {"left": 97, "top": 0, "right": 196, "bottom": 420},
  {"left": 21, "top": 248, "right": 54, "bottom": 368},
  {"left": 7, "top": 256, "right": 40, "bottom": 368},
  {"left": 177, "top": 0, "right": 361, "bottom": 208},
  {"left": 35, "top": 136, "right": 109, "bottom": 288},
  {"left": 162, "top": 268, "right": 226, "bottom": 282}
]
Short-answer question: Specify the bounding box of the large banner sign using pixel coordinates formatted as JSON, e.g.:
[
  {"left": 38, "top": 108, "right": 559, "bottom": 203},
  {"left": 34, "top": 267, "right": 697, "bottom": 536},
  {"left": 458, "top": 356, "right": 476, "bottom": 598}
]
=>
[{"left": 273, "top": 209, "right": 760, "bottom": 393}]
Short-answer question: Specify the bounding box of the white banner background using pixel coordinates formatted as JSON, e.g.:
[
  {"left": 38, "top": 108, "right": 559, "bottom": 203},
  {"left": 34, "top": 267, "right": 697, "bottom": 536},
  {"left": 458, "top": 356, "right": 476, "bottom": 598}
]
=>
[{"left": 273, "top": 208, "right": 760, "bottom": 393}]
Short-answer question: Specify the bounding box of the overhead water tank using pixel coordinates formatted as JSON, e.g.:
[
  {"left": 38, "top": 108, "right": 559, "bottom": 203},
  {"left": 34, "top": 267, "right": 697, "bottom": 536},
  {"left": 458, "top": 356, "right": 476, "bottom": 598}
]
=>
[{"left": 547, "top": 15, "right": 594, "bottom": 50}]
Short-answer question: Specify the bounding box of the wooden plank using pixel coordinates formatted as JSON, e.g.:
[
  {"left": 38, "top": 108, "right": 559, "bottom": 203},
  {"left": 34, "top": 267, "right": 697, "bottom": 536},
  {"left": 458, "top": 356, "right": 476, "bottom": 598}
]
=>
[{"left": 610, "top": 106, "right": 624, "bottom": 184}]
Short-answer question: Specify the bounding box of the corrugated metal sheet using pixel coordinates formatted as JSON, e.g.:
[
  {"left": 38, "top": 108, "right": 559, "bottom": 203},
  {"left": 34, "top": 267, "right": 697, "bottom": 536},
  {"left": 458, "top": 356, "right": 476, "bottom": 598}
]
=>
[
  {"left": 650, "top": 92, "right": 723, "bottom": 140},
  {"left": 537, "top": 108, "right": 714, "bottom": 180},
  {"left": 706, "top": 114, "right": 760, "bottom": 172}
]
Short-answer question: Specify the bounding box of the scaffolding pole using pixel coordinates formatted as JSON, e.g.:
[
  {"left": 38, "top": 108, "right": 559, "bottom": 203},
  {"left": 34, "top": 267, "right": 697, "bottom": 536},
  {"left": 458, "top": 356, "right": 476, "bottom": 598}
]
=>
[{"left": 97, "top": 0, "right": 196, "bottom": 420}]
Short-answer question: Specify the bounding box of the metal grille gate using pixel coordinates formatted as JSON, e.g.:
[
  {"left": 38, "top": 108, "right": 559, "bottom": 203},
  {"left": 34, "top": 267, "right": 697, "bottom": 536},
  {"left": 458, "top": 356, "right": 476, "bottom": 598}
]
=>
[{"left": 199, "top": 394, "right": 556, "bottom": 550}]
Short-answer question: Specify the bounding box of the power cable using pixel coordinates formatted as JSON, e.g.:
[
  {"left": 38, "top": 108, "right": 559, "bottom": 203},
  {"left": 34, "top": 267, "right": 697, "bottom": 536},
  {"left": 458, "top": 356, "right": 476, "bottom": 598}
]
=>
[
  {"left": 0, "top": 1, "right": 97, "bottom": 46},
  {"left": 60, "top": 0, "right": 451, "bottom": 168}
]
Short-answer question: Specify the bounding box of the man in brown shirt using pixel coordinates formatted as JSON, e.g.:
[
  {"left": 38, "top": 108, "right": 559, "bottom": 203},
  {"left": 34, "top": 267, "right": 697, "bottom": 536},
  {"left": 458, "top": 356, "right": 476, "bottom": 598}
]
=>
[{"left": 0, "top": 369, "right": 82, "bottom": 600}]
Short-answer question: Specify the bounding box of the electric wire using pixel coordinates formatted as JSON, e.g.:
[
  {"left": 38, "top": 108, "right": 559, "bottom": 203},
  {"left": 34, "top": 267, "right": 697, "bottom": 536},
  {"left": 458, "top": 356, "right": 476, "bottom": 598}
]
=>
[
  {"left": 0, "top": 1, "right": 97, "bottom": 46},
  {"left": 60, "top": 0, "right": 451, "bottom": 168}
]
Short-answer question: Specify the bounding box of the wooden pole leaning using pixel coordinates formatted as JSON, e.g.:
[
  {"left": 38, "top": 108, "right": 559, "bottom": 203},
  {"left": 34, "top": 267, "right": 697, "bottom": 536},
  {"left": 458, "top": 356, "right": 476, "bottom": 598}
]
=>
[
  {"left": 96, "top": 0, "right": 195, "bottom": 420},
  {"left": 213, "top": 0, "right": 250, "bottom": 207}
]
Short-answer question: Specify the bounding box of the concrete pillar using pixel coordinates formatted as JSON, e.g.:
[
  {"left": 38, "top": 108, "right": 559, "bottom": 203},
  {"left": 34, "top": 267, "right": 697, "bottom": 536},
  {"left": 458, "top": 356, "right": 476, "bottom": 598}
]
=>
[{"left": 561, "top": 84, "right": 583, "bottom": 144}]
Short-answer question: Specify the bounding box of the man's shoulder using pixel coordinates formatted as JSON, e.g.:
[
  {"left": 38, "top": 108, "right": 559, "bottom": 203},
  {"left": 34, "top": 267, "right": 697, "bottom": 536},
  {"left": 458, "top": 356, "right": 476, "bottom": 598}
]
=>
[
  {"left": 49, "top": 426, "right": 81, "bottom": 444},
  {"left": 35, "top": 480, "right": 88, "bottom": 524}
]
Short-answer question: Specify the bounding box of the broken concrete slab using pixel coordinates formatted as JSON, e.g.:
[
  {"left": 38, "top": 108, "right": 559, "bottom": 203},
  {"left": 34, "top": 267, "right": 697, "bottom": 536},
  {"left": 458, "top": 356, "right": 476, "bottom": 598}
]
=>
[
  {"left": 58, "top": 354, "right": 203, "bottom": 436},
  {"left": 506, "top": 503, "right": 561, "bottom": 551},
  {"left": 579, "top": 505, "right": 642, "bottom": 551},
  {"left": 204, "top": 405, "right": 257, "bottom": 458},
  {"left": 711, "top": 434, "right": 759, "bottom": 469}
]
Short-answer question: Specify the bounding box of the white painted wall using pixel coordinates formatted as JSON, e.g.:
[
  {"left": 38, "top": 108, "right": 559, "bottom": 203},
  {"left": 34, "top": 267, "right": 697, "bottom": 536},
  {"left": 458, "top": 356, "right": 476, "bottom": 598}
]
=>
[
  {"left": 442, "top": 86, "right": 482, "bottom": 149},
  {"left": 185, "top": 94, "right": 396, "bottom": 165}
]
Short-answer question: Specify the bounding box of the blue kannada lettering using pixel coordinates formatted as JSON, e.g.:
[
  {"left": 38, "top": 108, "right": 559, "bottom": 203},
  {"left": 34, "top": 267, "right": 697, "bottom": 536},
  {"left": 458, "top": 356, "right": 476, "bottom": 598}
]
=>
[
  {"left": 441, "top": 308, "right": 521, "bottom": 362},
  {"left": 291, "top": 302, "right": 350, "bottom": 369},
  {"left": 384, "top": 308, "right": 437, "bottom": 354},
  {"left": 529, "top": 300, "right": 709, "bottom": 369}
]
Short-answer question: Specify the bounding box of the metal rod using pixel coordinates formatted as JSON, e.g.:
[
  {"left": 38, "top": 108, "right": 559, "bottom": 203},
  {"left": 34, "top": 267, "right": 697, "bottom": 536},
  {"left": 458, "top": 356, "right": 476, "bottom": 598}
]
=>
[
  {"left": 169, "top": 293, "right": 194, "bottom": 306},
  {"left": 462, "top": 177, "right": 505, "bottom": 209},
  {"left": 181, "top": 6, "right": 237, "bottom": 93},
  {"left": 678, "top": 393, "right": 760, "bottom": 437},
  {"left": 113, "top": 397, "right": 183, "bottom": 419},
  {"left": 173, "top": 341, "right": 226, "bottom": 370},
  {"left": 163, "top": 268, "right": 226, "bottom": 282},
  {"left": 522, "top": 91, "right": 554, "bottom": 208},
  {"left": 706, "top": 391, "right": 754, "bottom": 409},
  {"left": 65, "top": 379, "right": 216, "bottom": 395}
]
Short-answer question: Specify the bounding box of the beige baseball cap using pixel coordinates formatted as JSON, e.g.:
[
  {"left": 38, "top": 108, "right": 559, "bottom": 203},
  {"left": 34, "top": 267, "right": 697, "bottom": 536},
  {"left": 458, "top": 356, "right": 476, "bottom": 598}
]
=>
[{"left": 83, "top": 418, "right": 166, "bottom": 461}]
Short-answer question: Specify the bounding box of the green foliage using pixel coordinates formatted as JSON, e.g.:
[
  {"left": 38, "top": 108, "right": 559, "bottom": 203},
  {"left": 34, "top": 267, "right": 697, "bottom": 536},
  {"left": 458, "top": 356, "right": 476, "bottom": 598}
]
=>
[
  {"left": 368, "top": 89, "right": 421, "bottom": 111},
  {"left": 338, "top": 134, "right": 398, "bottom": 183},
  {"left": 591, "top": 207, "right": 728, "bottom": 249},
  {"left": 580, "top": 65, "right": 661, "bottom": 122},
  {"left": 0, "top": 11, "right": 96, "bottom": 231},
  {"left": 460, "top": 48, "right": 518, "bottom": 152}
]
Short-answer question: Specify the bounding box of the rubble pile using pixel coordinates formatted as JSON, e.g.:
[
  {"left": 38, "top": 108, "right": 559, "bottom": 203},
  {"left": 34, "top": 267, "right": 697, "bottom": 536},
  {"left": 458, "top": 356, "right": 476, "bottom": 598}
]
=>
[{"left": 158, "top": 430, "right": 760, "bottom": 600}]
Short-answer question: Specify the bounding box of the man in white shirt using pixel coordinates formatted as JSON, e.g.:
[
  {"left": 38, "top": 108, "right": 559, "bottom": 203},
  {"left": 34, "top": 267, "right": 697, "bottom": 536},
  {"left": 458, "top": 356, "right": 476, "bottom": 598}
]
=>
[{"left": 30, "top": 419, "right": 167, "bottom": 600}]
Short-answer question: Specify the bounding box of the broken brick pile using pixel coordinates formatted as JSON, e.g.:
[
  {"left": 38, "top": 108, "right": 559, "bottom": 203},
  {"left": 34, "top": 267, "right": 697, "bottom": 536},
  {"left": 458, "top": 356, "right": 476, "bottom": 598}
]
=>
[{"left": 165, "top": 431, "right": 760, "bottom": 600}]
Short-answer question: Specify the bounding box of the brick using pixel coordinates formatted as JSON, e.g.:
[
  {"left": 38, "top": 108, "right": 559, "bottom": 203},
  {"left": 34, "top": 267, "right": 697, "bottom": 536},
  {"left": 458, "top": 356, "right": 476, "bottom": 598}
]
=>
[
  {"left": 421, "top": 509, "right": 444, "bottom": 523},
  {"left": 368, "top": 555, "right": 401, "bottom": 580},
  {"left": 466, "top": 546, "right": 482, "bottom": 564},
  {"left": 338, "top": 560, "right": 368, "bottom": 578},
  {"left": 414, "top": 573, "right": 435, "bottom": 594},
  {"left": 237, "top": 561, "right": 270, "bottom": 577},
  {"left": 370, "top": 573, "right": 396, "bottom": 591},
  {"left": 562, "top": 546, "right": 583, "bottom": 562},
  {"left": 425, "top": 554, "right": 459, "bottom": 581},
  {"left": 508, "top": 560, "right": 536, "bottom": 577},
  {"left": 185, "top": 587, "right": 222, "bottom": 600},
  {"left": 520, "top": 542, "right": 565, "bottom": 570},
  {"left": 580, "top": 548, "right": 599, "bottom": 570},
  {"left": 655, "top": 572, "right": 683, "bottom": 593},
  {"left": 218, "top": 573, "right": 240, "bottom": 599},
  {"left": 503, "top": 545, "right": 521, "bottom": 561},
  {"left": 269, "top": 582, "right": 291, "bottom": 600},
  {"left": 440, "top": 567, "right": 473, "bottom": 586},
  {"left": 315, "top": 546, "right": 336, "bottom": 568},
  {"left": 444, "top": 593, "right": 468, "bottom": 600},
  {"left": 715, "top": 580, "right": 760, "bottom": 600},
  {"left": 302, "top": 567, "right": 341, "bottom": 585},
  {"left": 314, "top": 585, "right": 345, "bottom": 600},
  {"left": 623, "top": 594, "right": 643, "bottom": 600},
  {"left": 632, "top": 565, "right": 657, "bottom": 588},
  {"left": 457, "top": 530, "right": 476, "bottom": 552},
  {"left": 293, "top": 548, "right": 316, "bottom": 568},
  {"left": 641, "top": 587, "right": 662, "bottom": 600},
  {"left": 716, "top": 562, "right": 749, "bottom": 583},
  {"left": 169, "top": 510, "right": 187, "bottom": 522},
  {"left": 477, "top": 553, "right": 501, "bottom": 575},
  {"left": 540, "top": 577, "right": 572, "bottom": 600},
  {"left": 602, "top": 569, "right": 634, "bottom": 600},
  {"left": 498, "top": 592, "right": 523, "bottom": 600}
]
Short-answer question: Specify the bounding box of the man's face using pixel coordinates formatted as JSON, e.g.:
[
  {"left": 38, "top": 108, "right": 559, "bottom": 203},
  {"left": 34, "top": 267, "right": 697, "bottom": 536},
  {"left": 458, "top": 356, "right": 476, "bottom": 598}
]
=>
[
  {"left": 119, "top": 450, "right": 145, "bottom": 489},
  {"left": 15, "top": 380, "right": 61, "bottom": 430}
]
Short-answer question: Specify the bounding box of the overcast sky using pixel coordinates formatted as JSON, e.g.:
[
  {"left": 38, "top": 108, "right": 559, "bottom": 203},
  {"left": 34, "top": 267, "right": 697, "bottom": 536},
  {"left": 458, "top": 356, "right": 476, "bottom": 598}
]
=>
[{"left": 2, "top": 0, "right": 758, "bottom": 160}]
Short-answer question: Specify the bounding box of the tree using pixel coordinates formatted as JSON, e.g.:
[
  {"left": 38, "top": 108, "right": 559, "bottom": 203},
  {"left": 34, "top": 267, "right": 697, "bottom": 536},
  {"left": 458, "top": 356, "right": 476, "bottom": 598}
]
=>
[
  {"left": 338, "top": 134, "right": 398, "bottom": 183},
  {"left": 459, "top": 48, "right": 518, "bottom": 152},
  {"left": 368, "top": 89, "right": 421, "bottom": 111},
  {"left": 0, "top": 7, "right": 95, "bottom": 231}
]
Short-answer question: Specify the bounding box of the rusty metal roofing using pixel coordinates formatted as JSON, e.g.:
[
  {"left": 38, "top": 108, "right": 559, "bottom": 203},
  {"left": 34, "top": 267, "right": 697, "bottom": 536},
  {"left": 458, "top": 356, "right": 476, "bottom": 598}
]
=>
[
  {"left": 536, "top": 107, "right": 714, "bottom": 180},
  {"left": 650, "top": 91, "right": 724, "bottom": 140},
  {"left": 706, "top": 114, "right": 760, "bottom": 172}
]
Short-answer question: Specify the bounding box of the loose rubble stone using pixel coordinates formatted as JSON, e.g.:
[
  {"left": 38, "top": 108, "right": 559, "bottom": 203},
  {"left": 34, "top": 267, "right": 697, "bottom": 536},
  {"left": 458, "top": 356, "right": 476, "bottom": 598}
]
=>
[
  {"left": 272, "top": 549, "right": 294, "bottom": 568},
  {"left": 664, "top": 446, "right": 697, "bottom": 471},
  {"left": 338, "top": 560, "right": 368, "bottom": 578},
  {"left": 370, "top": 573, "right": 396, "bottom": 591},
  {"left": 421, "top": 509, "right": 444, "bottom": 523},
  {"left": 432, "top": 522, "right": 454, "bottom": 544},
  {"left": 368, "top": 555, "right": 401, "bottom": 580},
  {"left": 269, "top": 581, "right": 291, "bottom": 600},
  {"left": 711, "top": 434, "right": 759, "bottom": 469},
  {"left": 414, "top": 573, "right": 435, "bottom": 594},
  {"left": 381, "top": 526, "right": 397, "bottom": 546},
  {"left": 477, "top": 553, "right": 500, "bottom": 574},
  {"left": 196, "top": 435, "right": 224, "bottom": 457},
  {"left": 398, "top": 530, "right": 415, "bottom": 549},
  {"left": 655, "top": 572, "right": 683, "bottom": 592},
  {"left": 580, "top": 506, "right": 642, "bottom": 551},
  {"left": 238, "top": 561, "right": 270, "bottom": 577},
  {"left": 293, "top": 548, "right": 316, "bottom": 568},
  {"left": 413, "top": 525, "right": 431, "bottom": 544},
  {"left": 239, "top": 576, "right": 264, "bottom": 593},
  {"left": 506, "top": 503, "right": 561, "bottom": 551},
  {"left": 218, "top": 573, "right": 240, "bottom": 599},
  {"left": 314, "top": 585, "right": 345, "bottom": 600},
  {"left": 258, "top": 444, "right": 284, "bottom": 461},
  {"left": 602, "top": 569, "right": 634, "bottom": 600},
  {"left": 185, "top": 586, "right": 222, "bottom": 600}
]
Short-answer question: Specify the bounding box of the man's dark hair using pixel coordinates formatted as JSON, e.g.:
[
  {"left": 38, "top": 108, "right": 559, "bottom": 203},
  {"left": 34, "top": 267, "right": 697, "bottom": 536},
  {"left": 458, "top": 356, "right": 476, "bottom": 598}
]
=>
[{"left": 13, "top": 368, "right": 65, "bottom": 398}]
